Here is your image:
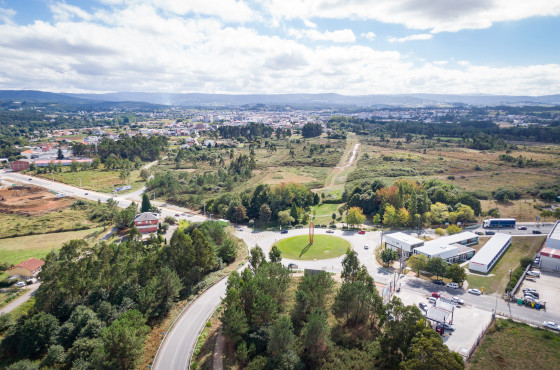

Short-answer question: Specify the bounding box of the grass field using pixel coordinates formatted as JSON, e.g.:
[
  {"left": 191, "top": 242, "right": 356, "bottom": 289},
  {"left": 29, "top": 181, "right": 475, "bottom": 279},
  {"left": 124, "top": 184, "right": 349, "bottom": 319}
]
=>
[
  {"left": 0, "top": 227, "right": 104, "bottom": 265},
  {"left": 273, "top": 234, "right": 350, "bottom": 260},
  {"left": 466, "top": 236, "right": 545, "bottom": 294},
  {"left": 311, "top": 203, "right": 343, "bottom": 225},
  {"left": 0, "top": 207, "right": 102, "bottom": 239},
  {"left": 480, "top": 199, "right": 556, "bottom": 222},
  {"left": 468, "top": 319, "right": 560, "bottom": 370},
  {"left": 38, "top": 168, "right": 144, "bottom": 193}
]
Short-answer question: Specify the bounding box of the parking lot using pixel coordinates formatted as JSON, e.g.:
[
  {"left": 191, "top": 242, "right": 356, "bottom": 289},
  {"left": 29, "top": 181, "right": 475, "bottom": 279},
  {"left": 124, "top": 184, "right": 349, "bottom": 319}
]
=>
[
  {"left": 519, "top": 270, "right": 560, "bottom": 313},
  {"left": 396, "top": 289, "right": 493, "bottom": 358}
]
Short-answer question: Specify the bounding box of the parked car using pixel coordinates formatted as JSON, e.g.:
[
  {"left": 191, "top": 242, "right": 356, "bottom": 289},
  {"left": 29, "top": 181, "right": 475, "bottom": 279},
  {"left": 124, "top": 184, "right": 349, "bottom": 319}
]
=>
[
  {"left": 534, "top": 258, "right": 540, "bottom": 265},
  {"left": 28, "top": 178, "right": 32, "bottom": 181},
  {"left": 281, "top": 230, "right": 288, "bottom": 234},
  {"left": 524, "top": 296, "right": 538, "bottom": 304},
  {"left": 364, "top": 245, "right": 369, "bottom": 250},
  {"left": 524, "top": 290, "right": 539, "bottom": 298},
  {"left": 532, "top": 230, "right": 542, "bottom": 234},
  {"left": 475, "top": 231, "right": 484, "bottom": 235},
  {"left": 236, "top": 227, "right": 243, "bottom": 231},
  {"left": 440, "top": 323, "right": 455, "bottom": 331},
  {"left": 84, "top": 192, "right": 88, "bottom": 195},
  {"left": 433, "top": 280, "right": 445, "bottom": 286},
  {"left": 543, "top": 321, "right": 560, "bottom": 331},
  {"left": 485, "top": 231, "right": 495, "bottom": 235},
  {"left": 517, "top": 226, "right": 527, "bottom": 230},
  {"left": 523, "top": 288, "right": 538, "bottom": 295},
  {"left": 527, "top": 271, "right": 540, "bottom": 278},
  {"left": 26, "top": 278, "right": 38, "bottom": 285},
  {"left": 447, "top": 282, "right": 459, "bottom": 289},
  {"left": 288, "top": 263, "right": 298, "bottom": 269},
  {"left": 431, "top": 292, "right": 442, "bottom": 298},
  {"left": 326, "top": 229, "right": 334, "bottom": 233},
  {"left": 358, "top": 230, "right": 366, "bottom": 234},
  {"left": 524, "top": 293, "right": 539, "bottom": 300},
  {"left": 14, "top": 281, "right": 26, "bottom": 288},
  {"left": 428, "top": 297, "right": 437, "bottom": 304},
  {"left": 468, "top": 288, "right": 482, "bottom": 295},
  {"left": 451, "top": 296, "right": 464, "bottom": 305},
  {"left": 175, "top": 213, "right": 180, "bottom": 217},
  {"left": 418, "top": 302, "right": 429, "bottom": 310}
]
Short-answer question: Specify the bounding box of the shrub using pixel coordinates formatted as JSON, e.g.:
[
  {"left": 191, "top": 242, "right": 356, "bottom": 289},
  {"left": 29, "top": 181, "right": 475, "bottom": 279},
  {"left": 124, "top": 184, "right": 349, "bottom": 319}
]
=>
[{"left": 435, "top": 228, "right": 446, "bottom": 236}]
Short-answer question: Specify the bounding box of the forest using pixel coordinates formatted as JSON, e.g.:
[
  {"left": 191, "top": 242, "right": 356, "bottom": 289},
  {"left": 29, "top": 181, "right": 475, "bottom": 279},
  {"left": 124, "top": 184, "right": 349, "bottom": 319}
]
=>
[
  {"left": 0, "top": 221, "right": 241, "bottom": 369},
  {"left": 219, "top": 248, "right": 464, "bottom": 369}
]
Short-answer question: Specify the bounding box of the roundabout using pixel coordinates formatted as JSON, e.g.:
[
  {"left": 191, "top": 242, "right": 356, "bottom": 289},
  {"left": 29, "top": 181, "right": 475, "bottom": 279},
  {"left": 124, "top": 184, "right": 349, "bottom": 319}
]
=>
[{"left": 273, "top": 234, "right": 350, "bottom": 260}]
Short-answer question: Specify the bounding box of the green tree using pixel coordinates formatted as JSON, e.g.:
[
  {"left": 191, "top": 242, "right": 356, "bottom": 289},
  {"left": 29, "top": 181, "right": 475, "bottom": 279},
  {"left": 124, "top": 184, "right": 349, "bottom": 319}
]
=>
[
  {"left": 402, "top": 327, "right": 464, "bottom": 370},
  {"left": 268, "top": 316, "right": 299, "bottom": 361},
  {"left": 57, "top": 148, "right": 64, "bottom": 160},
  {"left": 426, "top": 257, "right": 448, "bottom": 281},
  {"left": 278, "top": 210, "right": 294, "bottom": 227},
  {"left": 269, "top": 245, "right": 282, "bottom": 263},
  {"left": 429, "top": 202, "right": 449, "bottom": 225},
  {"left": 446, "top": 224, "right": 462, "bottom": 235},
  {"left": 141, "top": 193, "right": 152, "bottom": 213},
  {"left": 446, "top": 264, "right": 467, "bottom": 286},
  {"left": 140, "top": 168, "right": 151, "bottom": 181},
  {"left": 292, "top": 271, "right": 334, "bottom": 328},
  {"left": 219, "top": 238, "right": 237, "bottom": 264},
  {"left": 407, "top": 254, "right": 428, "bottom": 277},
  {"left": 302, "top": 309, "right": 330, "bottom": 365},
  {"left": 347, "top": 207, "right": 366, "bottom": 228},
  {"left": 331, "top": 213, "right": 337, "bottom": 223},
  {"left": 250, "top": 246, "right": 266, "bottom": 271},
  {"left": 380, "top": 248, "right": 398, "bottom": 267},
  {"left": 93, "top": 310, "right": 149, "bottom": 370},
  {"left": 383, "top": 204, "right": 400, "bottom": 226},
  {"left": 290, "top": 203, "right": 299, "bottom": 224},
  {"left": 221, "top": 273, "right": 249, "bottom": 345},
  {"left": 138, "top": 267, "right": 182, "bottom": 320},
  {"left": 259, "top": 203, "right": 272, "bottom": 223},
  {"left": 14, "top": 312, "right": 60, "bottom": 358}
]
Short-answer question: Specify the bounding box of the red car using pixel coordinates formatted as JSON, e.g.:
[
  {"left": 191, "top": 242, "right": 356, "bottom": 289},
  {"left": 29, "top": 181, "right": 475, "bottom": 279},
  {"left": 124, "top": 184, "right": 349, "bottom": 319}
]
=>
[
  {"left": 358, "top": 230, "right": 366, "bottom": 234},
  {"left": 431, "top": 292, "right": 442, "bottom": 298}
]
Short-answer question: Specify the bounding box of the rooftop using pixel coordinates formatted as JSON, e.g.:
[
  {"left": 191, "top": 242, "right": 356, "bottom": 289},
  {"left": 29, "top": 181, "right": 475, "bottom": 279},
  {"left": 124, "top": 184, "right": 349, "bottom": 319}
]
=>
[
  {"left": 134, "top": 212, "right": 159, "bottom": 222},
  {"left": 548, "top": 220, "right": 560, "bottom": 241},
  {"left": 385, "top": 232, "right": 424, "bottom": 245},
  {"left": 469, "top": 233, "right": 511, "bottom": 266},
  {"left": 424, "top": 231, "right": 478, "bottom": 249},
  {"left": 540, "top": 247, "right": 560, "bottom": 260},
  {"left": 10, "top": 257, "right": 45, "bottom": 272},
  {"left": 414, "top": 243, "right": 458, "bottom": 257}
]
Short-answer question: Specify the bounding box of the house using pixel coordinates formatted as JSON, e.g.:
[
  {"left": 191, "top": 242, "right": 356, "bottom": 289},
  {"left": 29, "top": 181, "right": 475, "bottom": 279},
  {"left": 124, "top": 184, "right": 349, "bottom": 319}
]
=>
[
  {"left": 9, "top": 257, "right": 45, "bottom": 277},
  {"left": 134, "top": 212, "right": 159, "bottom": 233}
]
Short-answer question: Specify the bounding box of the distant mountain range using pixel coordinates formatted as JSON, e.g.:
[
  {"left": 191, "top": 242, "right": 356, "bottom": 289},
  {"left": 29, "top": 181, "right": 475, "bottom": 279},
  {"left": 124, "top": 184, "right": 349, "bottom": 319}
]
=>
[{"left": 2, "top": 90, "right": 560, "bottom": 108}]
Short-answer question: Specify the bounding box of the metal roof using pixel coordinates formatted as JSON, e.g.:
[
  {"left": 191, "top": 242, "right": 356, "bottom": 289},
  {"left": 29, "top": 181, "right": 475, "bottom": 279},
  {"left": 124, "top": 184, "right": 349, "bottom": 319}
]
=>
[
  {"left": 548, "top": 220, "right": 560, "bottom": 242},
  {"left": 385, "top": 232, "right": 424, "bottom": 246},
  {"left": 468, "top": 233, "right": 511, "bottom": 267}
]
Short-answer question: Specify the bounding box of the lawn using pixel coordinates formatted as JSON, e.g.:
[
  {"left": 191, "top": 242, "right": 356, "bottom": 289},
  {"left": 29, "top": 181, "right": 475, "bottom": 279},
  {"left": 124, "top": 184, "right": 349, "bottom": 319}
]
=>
[
  {"left": 466, "top": 236, "right": 545, "bottom": 294},
  {"left": 0, "top": 227, "right": 104, "bottom": 265},
  {"left": 480, "top": 199, "right": 556, "bottom": 222},
  {"left": 311, "top": 203, "right": 343, "bottom": 225},
  {"left": 0, "top": 206, "right": 102, "bottom": 239},
  {"left": 468, "top": 319, "right": 560, "bottom": 370},
  {"left": 273, "top": 234, "right": 350, "bottom": 260},
  {"left": 38, "top": 168, "right": 145, "bottom": 193}
]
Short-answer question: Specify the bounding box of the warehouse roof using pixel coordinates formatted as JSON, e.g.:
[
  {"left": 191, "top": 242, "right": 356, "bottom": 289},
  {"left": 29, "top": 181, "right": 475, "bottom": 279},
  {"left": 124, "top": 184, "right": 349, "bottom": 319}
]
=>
[
  {"left": 385, "top": 232, "right": 424, "bottom": 245},
  {"left": 424, "top": 231, "right": 478, "bottom": 249},
  {"left": 548, "top": 220, "right": 560, "bottom": 242},
  {"left": 540, "top": 247, "right": 560, "bottom": 260},
  {"left": 469, "top": 233, "right": 511, "bottom": 267}
]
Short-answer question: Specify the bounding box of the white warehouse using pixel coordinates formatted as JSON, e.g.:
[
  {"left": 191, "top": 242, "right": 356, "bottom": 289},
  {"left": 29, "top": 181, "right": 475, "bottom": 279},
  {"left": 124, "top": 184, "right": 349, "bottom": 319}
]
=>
[
  {"left": 385, "top": 232, "right": 424, "bottom": 258},
  {"left": 545, "top": 220, "right": 560, "bottom": 249},
  {"left": 469, "top": 233, "right": 512, "bottom": 273}
]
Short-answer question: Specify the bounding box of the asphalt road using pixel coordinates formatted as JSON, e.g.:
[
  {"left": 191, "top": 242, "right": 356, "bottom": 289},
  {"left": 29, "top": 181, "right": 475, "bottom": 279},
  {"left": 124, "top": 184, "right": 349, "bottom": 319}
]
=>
[
  {"left": 0, "top": 283, "right": 40, "bottom": 315},
  {"left": 399, "top": 276, "right": 560, "bottom": 327}
]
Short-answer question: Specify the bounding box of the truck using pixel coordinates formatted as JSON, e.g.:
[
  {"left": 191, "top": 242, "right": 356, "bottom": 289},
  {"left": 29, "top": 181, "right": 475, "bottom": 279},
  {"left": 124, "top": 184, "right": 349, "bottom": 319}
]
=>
[{"left": 482, "top": 218, "right": 516, "bottom": 228}]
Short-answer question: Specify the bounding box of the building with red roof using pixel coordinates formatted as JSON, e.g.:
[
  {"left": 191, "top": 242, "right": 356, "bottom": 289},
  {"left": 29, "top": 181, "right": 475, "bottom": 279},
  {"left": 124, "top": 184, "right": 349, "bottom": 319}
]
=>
[{"left": 8, "top": 257, "right": 45, "bottom": 277}]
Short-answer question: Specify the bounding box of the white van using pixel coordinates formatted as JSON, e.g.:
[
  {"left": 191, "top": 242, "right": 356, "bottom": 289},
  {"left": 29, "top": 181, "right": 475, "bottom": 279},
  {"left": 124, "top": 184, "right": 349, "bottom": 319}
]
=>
[{"left": 446, "top": 282, "right": 459, "bottom": 289}]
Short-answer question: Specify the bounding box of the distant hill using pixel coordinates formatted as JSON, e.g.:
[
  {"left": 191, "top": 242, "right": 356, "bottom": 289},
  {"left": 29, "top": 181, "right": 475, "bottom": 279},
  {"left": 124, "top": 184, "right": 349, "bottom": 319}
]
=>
[{"left": 1, "top": 90, "right": 560, "bottom": 107}]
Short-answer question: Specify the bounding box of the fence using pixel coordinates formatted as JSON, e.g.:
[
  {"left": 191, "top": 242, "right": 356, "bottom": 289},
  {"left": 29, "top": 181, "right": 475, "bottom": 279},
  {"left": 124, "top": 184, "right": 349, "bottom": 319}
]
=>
[{"left": 462, "top": 315, "right": 495, "bottom": 361}]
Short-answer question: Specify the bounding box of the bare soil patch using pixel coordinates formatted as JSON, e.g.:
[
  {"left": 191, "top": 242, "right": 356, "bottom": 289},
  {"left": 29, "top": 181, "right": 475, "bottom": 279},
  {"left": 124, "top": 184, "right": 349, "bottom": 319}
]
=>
[{"left": 0, "top": 185, "right": 73, "bottom": 215}]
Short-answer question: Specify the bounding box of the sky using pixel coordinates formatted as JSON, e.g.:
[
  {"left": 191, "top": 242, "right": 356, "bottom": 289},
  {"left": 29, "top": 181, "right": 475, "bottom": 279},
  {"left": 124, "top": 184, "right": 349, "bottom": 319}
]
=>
[{"left": 0, "top": 0, "right": 560, "bottom": 95}]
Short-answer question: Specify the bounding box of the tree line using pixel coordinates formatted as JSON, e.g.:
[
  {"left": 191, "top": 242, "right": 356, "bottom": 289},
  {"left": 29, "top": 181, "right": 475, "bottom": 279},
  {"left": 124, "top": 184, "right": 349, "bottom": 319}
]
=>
[
  {"left": 0, "top": 221, "right": 241, "bottom": 369},
  {"left": 219, "top": 248, "right": 464, "bottom": 369}
]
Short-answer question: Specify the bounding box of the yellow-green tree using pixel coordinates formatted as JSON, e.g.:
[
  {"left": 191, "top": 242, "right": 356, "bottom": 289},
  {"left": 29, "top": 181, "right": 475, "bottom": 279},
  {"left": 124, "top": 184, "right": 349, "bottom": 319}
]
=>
[
  {"left": 446, "top": 224, "right": 462, "bottom": 235},
  {"left": 383, "top": 205, "right": 400, "bottom": 226},
  {"left": 347, "top": 207, "right": 366, "bottom": 228},
  {"left": 429, "top": 202, "right": 449, "bottom": 225}
]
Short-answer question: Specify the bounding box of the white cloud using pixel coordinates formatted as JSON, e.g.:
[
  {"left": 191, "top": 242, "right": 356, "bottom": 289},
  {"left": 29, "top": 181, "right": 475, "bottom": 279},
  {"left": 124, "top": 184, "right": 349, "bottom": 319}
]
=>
[
  {"left": 302, "top": 28, "right": 356, "bottom": 43},
  {"left": 0, "top": 1, "right": 559, "bottom": 95},
  {"left": 262, "top": 0, "right": 560, "bottom": 33},
  {"left": 0, "top": 7, "right": 16, "bottom": 25},
  {"left": 389, "top": 33, "right": 433, "bottom": 43},
  {"left": 303, "top": 19, "right": 317, "bottom": 28},
  {"left": 361, "top": 32, "right": 376, "bottom": 40}
]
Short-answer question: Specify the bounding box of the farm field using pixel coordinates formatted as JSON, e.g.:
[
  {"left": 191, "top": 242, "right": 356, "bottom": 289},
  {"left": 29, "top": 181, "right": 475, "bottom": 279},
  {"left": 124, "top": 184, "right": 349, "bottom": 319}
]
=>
[
  {"left": 0, "top": 227, "right": 104, "bottom": 265},
  {"left": 273, "top": 234, "right": 349, "bottom": 260},
  {"left": 38, "top": 168, "right": 144, "bottom": 193},
  {"left": 468, "top": 319, "right": 560, "bottom": 370},
  {"left": 466, "top": 236, "right": 545, "bottom": 294}
]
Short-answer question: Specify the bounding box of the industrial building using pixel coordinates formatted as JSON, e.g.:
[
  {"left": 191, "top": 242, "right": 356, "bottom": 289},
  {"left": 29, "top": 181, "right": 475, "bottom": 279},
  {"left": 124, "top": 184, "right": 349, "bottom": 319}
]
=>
[
  {"left": 539, "top": 248, "right": 560, "bottom": 272},
  {"left": 468, "top": 233, "right": 512, "bottom": 273},
  {"left": 412, "top": 232, "right": 478, "bottom": 263},
  {"left": 545, "top": 220, "right": 560, "bottom": 249},
  {"left": 385, "top": 232, "right": 424, "bottom": 258}
]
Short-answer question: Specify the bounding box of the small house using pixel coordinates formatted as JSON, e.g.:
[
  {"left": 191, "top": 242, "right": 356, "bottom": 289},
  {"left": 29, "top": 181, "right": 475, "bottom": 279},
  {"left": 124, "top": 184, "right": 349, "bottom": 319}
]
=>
[{"left": 9, "top": 257, "right": 45, "bottom": 277}]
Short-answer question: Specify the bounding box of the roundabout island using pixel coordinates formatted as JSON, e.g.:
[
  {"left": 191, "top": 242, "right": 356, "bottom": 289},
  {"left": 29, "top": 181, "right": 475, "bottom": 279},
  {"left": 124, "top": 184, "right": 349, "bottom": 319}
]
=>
[{"left": 273, "top": 234, "right": 350, "bottom": 260}]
